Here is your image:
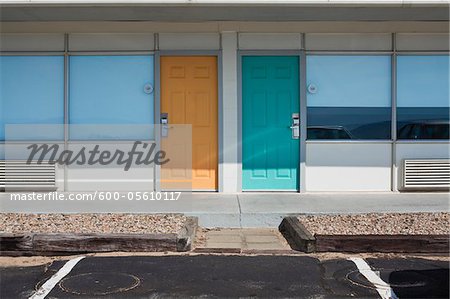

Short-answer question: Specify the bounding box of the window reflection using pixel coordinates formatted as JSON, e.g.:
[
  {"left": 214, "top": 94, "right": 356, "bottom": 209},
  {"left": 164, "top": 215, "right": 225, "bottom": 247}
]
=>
[
  {"left": 307, "top": 107, "right": 391, "bottom": 140},
  {"left": 307, "top": 126, "right": 353, "bottom": 139},
  {"left": 397, "top": 56, "right": 449, "bottom": 140},
  {"left": 398, "top": 120, "right": 450, "bottom": 140},
  {"left": 306, "top": 55, "right": 392, "bottom": 140}
]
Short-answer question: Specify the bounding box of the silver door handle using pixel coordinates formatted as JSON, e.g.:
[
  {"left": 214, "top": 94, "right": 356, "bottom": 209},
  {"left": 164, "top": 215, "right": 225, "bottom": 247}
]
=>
[
  {"left": 161, "top": 112, "right": 169, "bottom": 138},
  {"left": 290, "top": 113, "right": 300, "bottom": 139}
]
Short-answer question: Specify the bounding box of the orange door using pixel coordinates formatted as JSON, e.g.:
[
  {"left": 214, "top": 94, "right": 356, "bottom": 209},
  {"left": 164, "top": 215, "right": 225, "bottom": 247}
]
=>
[{"left": 160, "top": 56, "right": 218, "bottom": 190}]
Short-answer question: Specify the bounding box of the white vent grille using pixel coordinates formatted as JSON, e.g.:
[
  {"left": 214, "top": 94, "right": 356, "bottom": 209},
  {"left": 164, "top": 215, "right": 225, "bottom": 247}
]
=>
[
  {"left": 403, "top": 159, "right": 450, "bottom": 190},
  {"left": 0, "top": 160, "right": 57, "bottom": 191}
]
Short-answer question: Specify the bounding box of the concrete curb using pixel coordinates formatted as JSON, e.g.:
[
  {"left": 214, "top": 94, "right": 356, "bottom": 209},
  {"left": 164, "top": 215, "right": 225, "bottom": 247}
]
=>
[
  {"left": 192, "top": 248, "right": 300, "bottom": 254},
  {"left": 314, "top": 234, "right": 450, "bottom": 253},
  {"left": 279, "top": 216, "right": 450, "bottom": 253},
  {"left": 193, "top": 247, "right": 242, "bottom": 254},
  {"left": 279, "top": 216, "right": 316, "bottom": 253},
  {"left": 0, "top": 216, "right": 199, "bottom": 256}
]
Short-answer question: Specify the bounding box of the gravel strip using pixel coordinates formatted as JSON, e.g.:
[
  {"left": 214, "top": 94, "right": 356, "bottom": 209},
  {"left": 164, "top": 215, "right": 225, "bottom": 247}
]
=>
[
  {"left": 298, "top": 213, "right": 449, "bottom": 235},
  {"left": 0, "top": 213, "right": 187, "bottom": 234}
]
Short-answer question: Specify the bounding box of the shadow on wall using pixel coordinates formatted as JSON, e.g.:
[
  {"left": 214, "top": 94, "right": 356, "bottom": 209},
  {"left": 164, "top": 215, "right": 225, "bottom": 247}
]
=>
[{"left": 306, "top": 142, "right": 392, "bottom": 167}]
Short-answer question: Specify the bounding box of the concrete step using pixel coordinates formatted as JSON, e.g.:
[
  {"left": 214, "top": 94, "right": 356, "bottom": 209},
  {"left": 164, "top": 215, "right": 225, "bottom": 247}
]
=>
[
  {"left": 188, "top": 212, "right": 290, "bottom": 228},
  {"left": 193, "top": 228, "right": 292, "bottom": 253}
]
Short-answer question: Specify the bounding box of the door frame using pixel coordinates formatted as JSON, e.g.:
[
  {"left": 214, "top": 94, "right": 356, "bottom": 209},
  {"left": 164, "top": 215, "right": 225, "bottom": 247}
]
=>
[
  {"left": 154, "top": 50, "right": 223, "bottom": 192},
  {"left": 237, "top": 50, "right": 307, "bottom": 193}
]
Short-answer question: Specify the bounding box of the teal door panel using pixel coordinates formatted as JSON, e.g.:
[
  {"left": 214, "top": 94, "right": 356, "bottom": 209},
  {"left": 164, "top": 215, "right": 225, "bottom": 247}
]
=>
[{"left": 242, "top": 56, "right": 300, "bottom": 190}]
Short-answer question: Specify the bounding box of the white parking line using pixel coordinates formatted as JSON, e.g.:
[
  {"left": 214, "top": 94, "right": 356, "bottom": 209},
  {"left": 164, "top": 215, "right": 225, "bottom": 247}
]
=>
[
  {"left": 29, "top": 256, "right": 85, "bottom": 299},
  {"left": 349, "top": 257, "right": 398, "bottom": 299}
]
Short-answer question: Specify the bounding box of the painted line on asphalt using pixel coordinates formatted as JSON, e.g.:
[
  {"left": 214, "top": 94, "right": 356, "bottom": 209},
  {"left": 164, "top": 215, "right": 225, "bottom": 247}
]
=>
[
  {"left": 29, "top": 256, "right": 85, "bottom": 299},
  {"left": 349, "top": 257, "right": 398, "bottom": 299}
]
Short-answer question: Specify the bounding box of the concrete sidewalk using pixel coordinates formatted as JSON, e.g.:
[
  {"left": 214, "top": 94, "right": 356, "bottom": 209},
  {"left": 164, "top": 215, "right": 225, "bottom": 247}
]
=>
[{"left": 1, "top": 192, "right": 448, "bottom": 227}]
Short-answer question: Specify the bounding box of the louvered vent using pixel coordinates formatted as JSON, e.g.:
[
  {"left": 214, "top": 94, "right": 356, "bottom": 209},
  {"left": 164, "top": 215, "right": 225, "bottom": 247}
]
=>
[
  {"left": 0, "top": 160, "right": 57, "bottom": 191},
  {"left": 403, "top": 159, "right": 450, "bottom": 190}
]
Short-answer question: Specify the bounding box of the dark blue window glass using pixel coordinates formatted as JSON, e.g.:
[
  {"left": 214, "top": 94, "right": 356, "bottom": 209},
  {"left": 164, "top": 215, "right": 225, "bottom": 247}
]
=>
[
  {"left": 397, "top": 55, "right": 449, "bottom": 140},
  {"left": 307, "top": 55, "right": 391, "bottom": 140},
  {"left": 0, "top": 56, "right": 64, "bottom": 141}
]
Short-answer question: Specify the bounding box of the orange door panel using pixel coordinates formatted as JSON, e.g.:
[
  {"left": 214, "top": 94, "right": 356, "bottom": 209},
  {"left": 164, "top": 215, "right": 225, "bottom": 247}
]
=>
[{"left": 161, "top": 56, "right": 218, "bottom": 190}]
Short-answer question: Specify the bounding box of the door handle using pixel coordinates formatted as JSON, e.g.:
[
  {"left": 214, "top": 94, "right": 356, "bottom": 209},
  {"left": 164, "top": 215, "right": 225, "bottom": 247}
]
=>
[
  {"left": 161, "top": 113, "right": 169, "bottom": 138},
  {"left": 290, "top": 113, "right": 300, "bottom": 139}
]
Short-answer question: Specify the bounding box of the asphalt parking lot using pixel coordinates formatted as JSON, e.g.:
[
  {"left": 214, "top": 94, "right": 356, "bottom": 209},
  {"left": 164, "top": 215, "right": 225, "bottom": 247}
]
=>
[{"left": 1, "top": 255, "right": 448, "bottom": 298}]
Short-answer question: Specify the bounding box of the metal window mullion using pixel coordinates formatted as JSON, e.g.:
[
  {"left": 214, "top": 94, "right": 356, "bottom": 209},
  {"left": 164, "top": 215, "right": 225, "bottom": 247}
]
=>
[
  {"left": 396, "top": 51, "right": 450, "bottom": 55},
  {"left": 391, "top": 33, "right": 398, "bottom": 192},
  {"left": 154, "top": 50, "right": 161, "bottom": 192},
  {"left": 397, "top": 140, "right": 450, "bottom": 144},
  {"left": 299, "top": 33, "right": 307, "bottom": 193},
  {"left": 153, "top": 33, "right": 160, "bottom": 192},
  {"left": 218, "top": 50, "right": 224, "bottom": 193},
  {"left": 157, "top": 50, "right": 220, "bottom": 56},
  {"left": 306, "top": 140, "right": 393, "bottom": 144},
  {"left": 63, "top": 33, "right": 69, "bottom": 192},
  {"left": 67, "top": 51, "right": 155, "bottom": 56},
  {"left": 306, "top": 51, "right": 394, "bottom": 55},
  {"left": 0, "top": 51, "right": 64, "bottom": 56},
  {"left": 237, "top": 50, "right": 301, "bottom": 56},
  {"left": 237, "top": 51, "right": 243, "bottom": 192}
]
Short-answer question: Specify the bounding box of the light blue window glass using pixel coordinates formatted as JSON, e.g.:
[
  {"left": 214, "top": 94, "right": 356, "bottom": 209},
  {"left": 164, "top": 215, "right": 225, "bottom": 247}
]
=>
[
  {"left": 397, "top": 55, "right": 449, "bottom": 140},
  {"left": 69, "top": 55, "right": 154, "bottom": 140},
  {"left": 0, "top": 56, "right": 64, "bottom": 141},
  {"left": 307, "top": 55, "right": 391, "bottom": 140}
]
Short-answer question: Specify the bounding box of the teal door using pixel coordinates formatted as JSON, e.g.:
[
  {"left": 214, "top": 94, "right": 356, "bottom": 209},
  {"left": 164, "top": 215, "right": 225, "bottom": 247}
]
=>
[{"left": 242, "top": 56, "right": 300, "bottom": 191}]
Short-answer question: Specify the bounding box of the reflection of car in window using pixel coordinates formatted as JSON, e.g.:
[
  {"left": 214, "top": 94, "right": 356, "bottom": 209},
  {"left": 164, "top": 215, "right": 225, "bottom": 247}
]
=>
[
  {"left": 307, "top": 126, "right": 353, "bottom": 140},
  {"left": 398, "top": 121, "right": 450, "bottom": 139}
]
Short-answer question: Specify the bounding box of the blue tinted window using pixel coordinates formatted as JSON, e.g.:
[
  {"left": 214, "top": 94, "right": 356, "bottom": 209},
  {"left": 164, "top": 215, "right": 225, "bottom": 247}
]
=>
[
  {"left": 397, "top": 55, "right": 449, "bottom": 140},
  {"left": 0, "top": 56, "right": 64, "bottom": 140},
  {"left": 69, "top": 55, "right": 154, "bottom": 140},
  {"left": 307, "top": 55, "right": 391, "bottom": 140}
]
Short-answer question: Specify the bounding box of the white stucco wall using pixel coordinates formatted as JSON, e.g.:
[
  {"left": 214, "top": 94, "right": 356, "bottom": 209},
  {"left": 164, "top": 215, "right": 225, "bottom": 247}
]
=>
[
  {"left": 305, "top": 142, "right": 393, "bottom": 191},
  {"left": 221, "top": 32, "right": 239, "bottom": 193},
  {"left": 66, "top": 143, "right": 155, "bottom": 191}
]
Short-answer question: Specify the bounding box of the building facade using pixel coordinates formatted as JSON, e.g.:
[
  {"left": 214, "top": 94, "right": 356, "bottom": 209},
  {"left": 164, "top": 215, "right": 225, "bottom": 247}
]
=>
[{"left": 0, "top": 1, "right": 449, "bottom": 193}]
